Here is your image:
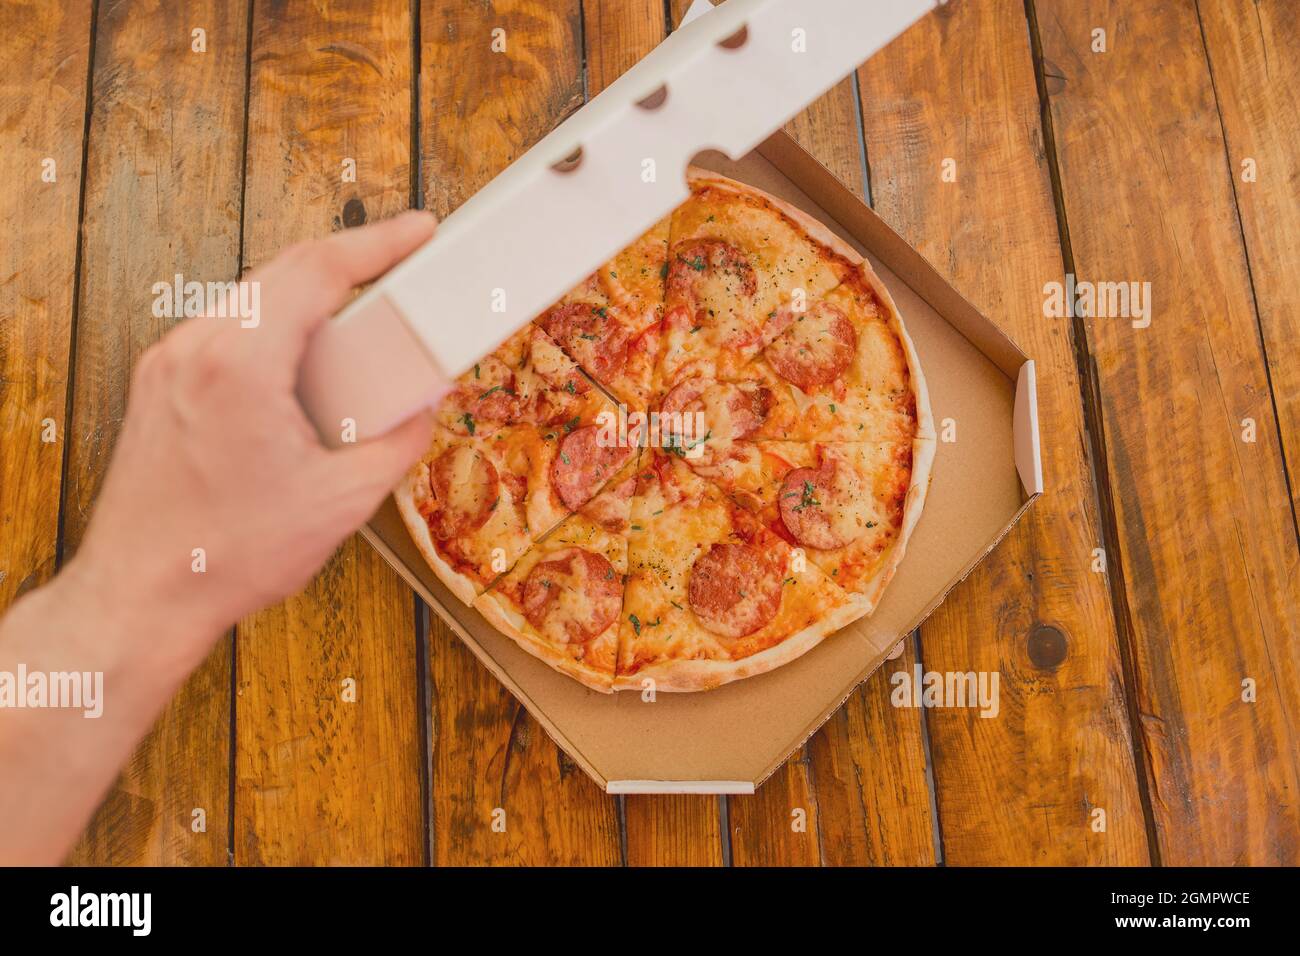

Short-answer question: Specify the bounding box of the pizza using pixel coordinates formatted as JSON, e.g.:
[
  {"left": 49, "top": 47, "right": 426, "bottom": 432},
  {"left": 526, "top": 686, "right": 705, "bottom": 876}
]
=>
[{"left": 396, "top": 167, "right": 933, "bottom": 692}]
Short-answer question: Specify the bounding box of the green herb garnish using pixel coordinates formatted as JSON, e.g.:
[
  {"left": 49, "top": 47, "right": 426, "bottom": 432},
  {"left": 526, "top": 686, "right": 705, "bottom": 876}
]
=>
[{"left": 791, "top": 479, "right": 820, "bottom": 513}]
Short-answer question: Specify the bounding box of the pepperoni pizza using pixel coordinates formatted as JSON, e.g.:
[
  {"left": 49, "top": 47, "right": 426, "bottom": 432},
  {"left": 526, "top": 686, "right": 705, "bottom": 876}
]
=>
[{"left": 397, "top": 168, "right": 933, "bottom": 692}]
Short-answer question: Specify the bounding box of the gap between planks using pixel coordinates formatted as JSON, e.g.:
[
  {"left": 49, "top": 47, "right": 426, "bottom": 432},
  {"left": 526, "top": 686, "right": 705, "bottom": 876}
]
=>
[{"left": 1022, "top": 0, "right": 1162, "bottom": 865}]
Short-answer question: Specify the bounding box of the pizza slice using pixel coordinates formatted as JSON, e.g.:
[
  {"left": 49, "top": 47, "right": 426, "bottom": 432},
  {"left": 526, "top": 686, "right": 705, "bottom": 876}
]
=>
[
  {"left": 398, "top": 325, "right": 635, "bottom": 604},
  {"left": 746, "top": 266, "right": 933, "bottom": 444},
  {"left": 395, "top": 426, "right": 535, "bottom": 605},
  {"left": 733, "top": 440, "right": 934, "bottom": 611},
  {"left": 474, "top": 458, "right": 640, "bottom": 693},
  {"left": 651, "top": 372, "right": 771, "bottom": 492},
  {"left": 612, "top": 453, "right": 861, "bottom": 692},
  {"left": 434, "top": 324, "right": 602, "bottom": 440},
  {"left": 536, "top": 217, "right": 670, "bottom": 410},
  {"left": 654, "top": 168, "right": 856, "bottom": 393}
]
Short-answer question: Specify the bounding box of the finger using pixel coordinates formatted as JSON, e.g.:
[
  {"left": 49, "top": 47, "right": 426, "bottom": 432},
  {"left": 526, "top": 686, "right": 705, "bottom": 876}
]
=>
[
  {"left": 236, "top": 209, "right": 438, "bottom": 372},
  {"left": 329, "top": 403, "right": 443, "bottom": 497},
  {"left": 260, "top": 210, "right": 437, "bottom": 334},
  {"left": 312, "top": 208, "right": 438, "bottom": 291}
]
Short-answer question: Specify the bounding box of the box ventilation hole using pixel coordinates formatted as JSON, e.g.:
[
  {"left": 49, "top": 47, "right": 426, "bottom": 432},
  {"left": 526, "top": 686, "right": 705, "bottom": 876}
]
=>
[
  {"left": 636, "top": 84, "right": 669, "bottom": 110},
  {"left": 551, "top": 147, "right": 583, "bottom": 173},
  {"left": 717, "top": 24, "right": 749, "bottom": 50}
]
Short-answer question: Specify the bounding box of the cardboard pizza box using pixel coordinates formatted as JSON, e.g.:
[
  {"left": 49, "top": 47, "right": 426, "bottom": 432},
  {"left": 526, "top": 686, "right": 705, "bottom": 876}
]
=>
[{"left": 310, "top": 0, "right": 1043, "bottom": 793}]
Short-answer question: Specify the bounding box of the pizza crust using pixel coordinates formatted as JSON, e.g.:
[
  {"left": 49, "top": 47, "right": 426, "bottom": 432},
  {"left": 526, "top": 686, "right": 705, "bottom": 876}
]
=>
[
  {"left": 474, "top": 591, "right": 616, "bottom": 693},
  {"left": 848, "top": 258, "right": 936, "bottom": 444},
  {"left": 611, "top": 598, "right": 866, "bottom": 693},
  {"left": 854, "top": 436, "right": 935, "bottom": 613},
  {"left": 685, "top": 167, "right": 866, "bottom": 276},
  {"left": 393, "top": 460, "right": 484, "bottom": 608}
]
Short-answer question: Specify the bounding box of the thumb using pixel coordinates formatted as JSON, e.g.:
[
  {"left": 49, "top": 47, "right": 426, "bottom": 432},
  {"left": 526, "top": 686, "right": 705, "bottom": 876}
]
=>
[{"left": 333, "top": 404, "right": 441, "bottom": 495}]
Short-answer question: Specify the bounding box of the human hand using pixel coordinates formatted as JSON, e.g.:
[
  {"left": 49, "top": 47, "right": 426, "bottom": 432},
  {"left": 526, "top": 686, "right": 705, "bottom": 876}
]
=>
[{"left": 69, "top": 210, "right": 443, "bottom": 676}]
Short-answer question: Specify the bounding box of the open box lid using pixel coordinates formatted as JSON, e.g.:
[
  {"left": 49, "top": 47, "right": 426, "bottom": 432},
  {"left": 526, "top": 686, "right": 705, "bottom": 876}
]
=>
[{"left": 297, "top": 0, "right": 937, "bottom": 445}]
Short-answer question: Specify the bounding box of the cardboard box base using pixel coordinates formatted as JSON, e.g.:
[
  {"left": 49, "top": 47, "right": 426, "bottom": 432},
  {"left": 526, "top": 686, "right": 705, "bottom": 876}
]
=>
[{"left": 362, "top": 133, "right": 1040, "bottom": 794}]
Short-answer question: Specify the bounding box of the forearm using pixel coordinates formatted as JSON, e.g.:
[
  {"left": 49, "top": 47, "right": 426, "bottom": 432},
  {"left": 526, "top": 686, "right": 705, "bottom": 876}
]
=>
[
  {"left": 0, "top": 212, "right": 437, "bottom": 866},
  {"left": 0, "top": 560, "right": 217, "bottom": 865}
]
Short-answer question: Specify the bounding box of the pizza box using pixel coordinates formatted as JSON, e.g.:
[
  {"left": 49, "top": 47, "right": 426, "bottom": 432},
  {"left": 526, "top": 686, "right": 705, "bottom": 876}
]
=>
[{"left": 305, "top": 0, "right": 1043, "bottom": 793}]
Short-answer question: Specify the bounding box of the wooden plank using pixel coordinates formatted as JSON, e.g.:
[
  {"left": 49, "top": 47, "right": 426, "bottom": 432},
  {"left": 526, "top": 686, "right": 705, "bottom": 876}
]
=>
[
  {"left": 730, "top": 751, "right": 822, "bottom": 866},
  {"left": 421, "top": 0, "right": 622, "bottom": 866},
  {"left": 807, "top": 639, "right": 938, "bottom": 865},
  {"left": 59, "top": 0, "right": 247, "bottom": 866},
  {"left": 582, "top": 0, "right": 725, "bottom": 868},
  {"left": 1197, "top": 1, "right": 1300, "bottom": 519},
  {"left": 0, "top": 0, "right": 91, "bottom": 606},
  {"left": 421, "top": 0, "right": 583, "bottom": 221},
  {"left": 624, "top": 795, "right": 722, "bottom": 866},
  {"left": 234, "top": 0, "right": 424, "bottom": 866},
  {"left": 1035, "top": 0, "right": 1300, "bottom": 864},
  {"left": 857, "top": 0, "right": 1149, "bottom": 864},
  {"left": 582, "top": 0, "right": 666, "bottom": 94},
  {"left": 665, "top": 0, "right": 938, "bottom": 868},
  {"left": 428, "top": 636, "right": 620, "bottom": 865},
  {"left": 729, "top": 645, "right": 937, "bottom": 867}
]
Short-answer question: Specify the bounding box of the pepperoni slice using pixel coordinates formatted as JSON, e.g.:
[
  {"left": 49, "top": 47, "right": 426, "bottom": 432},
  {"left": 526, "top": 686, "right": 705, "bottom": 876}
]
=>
[
  {"left": 538, "top": 302, "right": 631, "bottom": 381},
  {"left": 666, "top": 239, "right": 757, "bottom": 320},
  {"left": 426, "top": 445, "right": 500, "bottom": 540},
  {"left": 551, "top": 425, "right": 634, "bottom": 511},
  {"left": 688, "top": 543, "right": 784, "bottom": 639},
  {"left": 765, "top": 301, "right": 857, "bottom": 391},
  {"left": 778, "top": 458, "right": 868, "bottom": 550},
  {"left": 443, "top": 356, "right": 523, "bottom": 434},
  {"left": 659, "top": 377, "right": 771, "bottom": 447},
  {"left": 522, "top": 548, "right": 622, "bottom": 644}
]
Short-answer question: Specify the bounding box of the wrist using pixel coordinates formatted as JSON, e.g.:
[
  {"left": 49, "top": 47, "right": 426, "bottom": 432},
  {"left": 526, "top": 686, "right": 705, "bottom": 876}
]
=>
[{"left": 52, "top": 555, "right": 224, "bottom": 686}]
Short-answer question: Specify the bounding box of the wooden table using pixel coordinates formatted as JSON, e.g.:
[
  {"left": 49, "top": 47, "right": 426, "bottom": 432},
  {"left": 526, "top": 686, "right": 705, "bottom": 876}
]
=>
[{"left": 3, "top": 0, "right": 1296, "bottom": 866}]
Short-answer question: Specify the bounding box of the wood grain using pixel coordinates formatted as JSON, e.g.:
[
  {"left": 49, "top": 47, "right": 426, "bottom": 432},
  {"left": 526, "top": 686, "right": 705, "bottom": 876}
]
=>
[
  {"left": 667, "top": 0, "right": 694, "bottom": 29},
  {"left": 582, "top": 0, "right": 667, "bottom": 94},
  {"left": 582, "top": 0, "right": 726, "bottom": 868},
  {"left": 730, "top": 750, "right": 822, "bottom": 866},
  {"left": 61, "top": 0, "right": 247, "bottom": 866},
  {"left": 730, "top": 641, "right": 937, "bottom": 866},
  {"left": 1036, "top": 0, "right": 1300, "bottom": 864},
  {"left": 428, "top": 636, "right": 620, "bottom": 865},
  {"left": 420, "top": 0, "right": 583, "bottom": 221},
  {"left": 623, "top": 795, "right": 723, "bottom": 866},
  {"left": 420, "top": 0, "right": 622, "bottom": 866},
  {"left": 1197, "top": 0, "right": 1300, "bottom": 520},
  {"left": 858, "top": 0, "right": 1148, "bottom": 864},
  {"left": 0, "top": 0, "right": 91, "bottom": 608},
  {"left": 667, "top": 0, "right": 939, "bottom": 867},
  {"left": 807, "top": 638, "right": 938, "bottom": 865},
  {"left": 234, "top": 0, "right": 424, "bottom": 866}
]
